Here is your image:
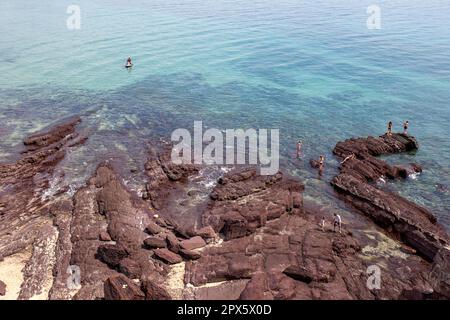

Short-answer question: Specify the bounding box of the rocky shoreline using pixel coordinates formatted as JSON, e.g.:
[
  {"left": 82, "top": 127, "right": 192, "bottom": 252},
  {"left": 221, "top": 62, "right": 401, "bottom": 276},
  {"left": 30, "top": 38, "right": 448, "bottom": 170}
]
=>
[{"left": 0, "top": 118, "right": 448, "bottom": 300}]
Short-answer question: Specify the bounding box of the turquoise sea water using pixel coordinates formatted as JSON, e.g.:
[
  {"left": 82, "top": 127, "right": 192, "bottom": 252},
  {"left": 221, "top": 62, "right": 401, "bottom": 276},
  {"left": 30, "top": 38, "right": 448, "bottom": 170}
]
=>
[{"left": 0, "top": 0, "right": 449, "bottom": 228}]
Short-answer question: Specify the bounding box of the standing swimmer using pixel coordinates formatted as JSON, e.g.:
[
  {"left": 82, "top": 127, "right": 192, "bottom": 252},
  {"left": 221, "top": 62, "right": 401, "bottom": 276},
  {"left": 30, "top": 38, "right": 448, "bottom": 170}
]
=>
[
  {"left": 403, "top": 121, "right": 409, "bottom": 135},
  {"left": 387, "top": 121, "right": 393, "bottom": 136},
  {"left": 296, "top": 140, "right": 303, "bottom": 158},
  {"left": 318, "top": 155, "right": 325, "bottom": 176}
]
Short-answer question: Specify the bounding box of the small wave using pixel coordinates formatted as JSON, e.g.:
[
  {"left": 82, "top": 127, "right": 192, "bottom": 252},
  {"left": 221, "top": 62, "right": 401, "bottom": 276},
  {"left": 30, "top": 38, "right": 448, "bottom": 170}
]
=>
[{"left": 409, "top": 172, "right": 420, "bottom": 180}]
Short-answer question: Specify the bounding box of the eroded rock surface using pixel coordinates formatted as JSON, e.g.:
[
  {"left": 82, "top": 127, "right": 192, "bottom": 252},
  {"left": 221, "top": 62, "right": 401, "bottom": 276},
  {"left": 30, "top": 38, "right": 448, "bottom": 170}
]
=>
[
  {"left": 0, "top": 121, "right": 448, "bottom": 300},
  {"left": 0, "top": 117, "right": 86, "bottom": 299},
  {"left": 331, "top": 133, "right": 448, "bottom": 261},
  {"left": 203, "top": 168, "right": 304, "bottom": 240}
]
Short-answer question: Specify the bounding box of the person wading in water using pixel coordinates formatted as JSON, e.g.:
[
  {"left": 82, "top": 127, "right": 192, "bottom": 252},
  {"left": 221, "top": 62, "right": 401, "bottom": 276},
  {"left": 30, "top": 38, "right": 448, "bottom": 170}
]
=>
[
  {"left": 403, "top": 121, "right": 409, "bottom": 135},
  {"left": 318, "top": 155, "right": 325, "bottom": 175},
  {"left": 296, "top": 140, "right": 303, "bottom": 158}
]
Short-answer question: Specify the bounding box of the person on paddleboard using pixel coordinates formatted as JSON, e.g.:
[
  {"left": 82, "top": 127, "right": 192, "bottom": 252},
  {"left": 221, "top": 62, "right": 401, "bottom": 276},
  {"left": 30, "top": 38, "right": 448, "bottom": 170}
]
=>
[{"left": 125, "top": 57, "right": 133, "bottom": 68}]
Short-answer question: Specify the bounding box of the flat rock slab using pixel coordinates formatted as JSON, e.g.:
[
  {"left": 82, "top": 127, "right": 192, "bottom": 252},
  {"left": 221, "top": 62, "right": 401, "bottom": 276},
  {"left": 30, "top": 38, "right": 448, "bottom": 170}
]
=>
[
  {"left": 195, "top": 226, "right": 217, "bottom": 240},
  {"left": 166, "top": 233, "right": 181, "bottom": 253},
  {"left": 283, "top": 265, "right": 313, "bottom": 284},
  {"left": 145, "top": 222, "right": 163, "bottom": 235},
  {"left": 180, "top": 236, "right": 206, "bottom": 250},
  {"left": 331, "top": 134, "right": 448, "bottom": 261},
  {"left": 179, "top": 249, "right": 202, "bottom": 260},
  {"left": 153, "top": 248, "right": 183, "bottom": 264},
  {"left": 144, "top": 237, "right": 167, "bottom": 249}
]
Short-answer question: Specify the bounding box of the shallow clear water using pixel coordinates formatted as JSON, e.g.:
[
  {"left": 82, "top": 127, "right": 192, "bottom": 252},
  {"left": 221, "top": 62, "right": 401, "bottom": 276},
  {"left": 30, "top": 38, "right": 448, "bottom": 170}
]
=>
[{"left": 1, "top": 0, "right": 449, "bottom": 228}]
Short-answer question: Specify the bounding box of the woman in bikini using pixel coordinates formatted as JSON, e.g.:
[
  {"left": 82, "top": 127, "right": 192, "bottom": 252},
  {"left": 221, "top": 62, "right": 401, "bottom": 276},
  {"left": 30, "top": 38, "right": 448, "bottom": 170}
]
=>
[{"left": 387, "top": 121, "right": 393, "bottom": 136}]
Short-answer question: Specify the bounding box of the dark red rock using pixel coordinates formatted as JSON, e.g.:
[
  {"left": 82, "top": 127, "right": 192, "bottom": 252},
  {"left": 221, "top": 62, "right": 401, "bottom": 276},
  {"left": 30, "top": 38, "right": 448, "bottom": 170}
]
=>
[
  {"left": 331, "top": 234, "right": 361, "bottom": 256},
  {"left": 179, "top": 249, "right": 202, "bottom": 260},
  {"left": 393, "top": 163, "right": 423, "bottom": 179},
  {"left": 239, "top": 272, "right": 273, "bottom": 300},
  {"left": 23, "top": 116, "right": 81, "bottom": 149},
  {"left": 143, "top": 141, "right": 199, "bottom": 210},
  {"left": 180, "top": 236, "right": 206, "bottom": 250},
  {"left": 166, "top": 233, "right": 181, "bottom": 253},
  {"left": 429, "top": 248, "right": 450, "bottom": 298},
  {"left": 210, "top": 169, "right": 283, "bottom": 201},
  {"left": 153, "top": 248, "right": 183, "bottom": 264},
  {"left": 67, "top": 163, "right": 161, "bottom": 300},
  {"left": 99, "top": 231, "right": 112, "bottom": 242},
  {"left": 0, "top": 280, "right": 6, "bottom": 296},
  {"left": 144, "top": 237, "right": 167, "bottom": 249},
  {"left": 118, "top": 258, "right": 142, "bottom": 279},
  {"left": 195, "top": 226, "right": 217, "bottom": 240},
  {"left": 310, "top": 159, "right": 320, "bottom": 169},
  {"left": 282, "top": 265, "right": 313, "bottom": 284},
  {"left": 145, "top": 221, "right": 163, "bottom": 235},
  {"left": 142, "top": 280, "right": 172, "bottom": 300},
  {"left": 331, "top": 134, "right": 448, "bottom": 261},
  {"left": 1, "top": 121, "right": 448, "bottom": 301},
  {"left": 97, "top": 244, "right": 129, "bottom": 268},
  {"left": 104, "top": 274, "right": 145, "bottom": 300},
  {"left": 219, "top": 212, "right": 250, "bottom": 240},
  {"left": 333, "top": 133, "right": 419, "bottom": 158},
  {"left": 202, "top": 168, "right": 304, "bottom": 240},
  {"left": 172, "top": 225, "right": 191, "bottom": 239}
]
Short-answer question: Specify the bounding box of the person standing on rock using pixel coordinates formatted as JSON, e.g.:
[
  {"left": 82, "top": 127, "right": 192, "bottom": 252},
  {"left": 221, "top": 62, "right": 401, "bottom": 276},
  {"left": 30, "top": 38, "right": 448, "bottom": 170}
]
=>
[
  {"left": 319, "top": 216, "right": 326, "bottom": 231},
  {"left": 387, "top": 121, "right": 393, "bottom": 136},
  {"left": 403, "top": 121, "right": 409, "bottom": 135},
  {"left": 333, "top": 213, "right": 342, "bottom": 233}
]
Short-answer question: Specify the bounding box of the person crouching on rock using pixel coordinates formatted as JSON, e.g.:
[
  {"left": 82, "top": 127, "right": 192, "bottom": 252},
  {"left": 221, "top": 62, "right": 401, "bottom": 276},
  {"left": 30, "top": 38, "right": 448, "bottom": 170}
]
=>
[
  {"left": 387, "top": 121, "right": 393, "bottom": 136},
  {"left": 333, "top": 213, "right": 342, "bottom": 233},
  {"left": 403, "top": 121, "right": 409, "bottom": 135}
]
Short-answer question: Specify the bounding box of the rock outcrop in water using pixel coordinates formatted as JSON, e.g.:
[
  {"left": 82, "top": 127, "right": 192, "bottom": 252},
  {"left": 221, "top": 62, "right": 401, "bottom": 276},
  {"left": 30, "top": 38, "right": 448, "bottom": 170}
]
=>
[
  {"left": 331, "top": 133, "right": 448, "bottom": 262},
  {"left": 203, "top": 168, "right": 303, "bottom": 240},
  {"left": 184, "top": 166, "right": 447, "bottom": 300},
  {"left": 0, "top": 121, "right": 448, "bottom": 300},
  {"left": 0, "top": 117, "right": 87, "bottom": 299}
]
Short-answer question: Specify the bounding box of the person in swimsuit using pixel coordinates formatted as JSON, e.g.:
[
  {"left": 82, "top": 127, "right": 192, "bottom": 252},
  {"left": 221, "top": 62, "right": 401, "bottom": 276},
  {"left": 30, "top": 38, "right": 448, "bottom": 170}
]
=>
[
  {"left": 319, "top": 216, "right": 326, "bottom": 231},
  {"left": 341, "top": 153, "right": 356, "bottom": 165},
  {"left": 296, "top": 140, "right": 303, "bottom": 158},
  {"left": 387, "top": 121, "right": 393, "bottom": 136},
  {"left": 319, "top": 155, "right": 324, "bottom": 168},
  {"left": 333, "top": 213, "right": 342, "bottom": 233},
  {"left": 403, "top": 121, "right": 409, "bottom": 135},
  {"left": 318, "top": 155, "right": 325, "bottom": 175},
  {"left": 126, "top": 57, "right": 133, "bottom": 67}
]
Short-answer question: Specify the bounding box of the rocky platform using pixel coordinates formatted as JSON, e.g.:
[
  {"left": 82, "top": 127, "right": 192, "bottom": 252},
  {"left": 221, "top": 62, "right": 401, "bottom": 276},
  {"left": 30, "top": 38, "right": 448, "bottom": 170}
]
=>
[
  {"left": 0, "top": 121, "right": 448, "bottom": 300},
  {"left": 331, "top": 133, "right": 448, "bottom": 262}
]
